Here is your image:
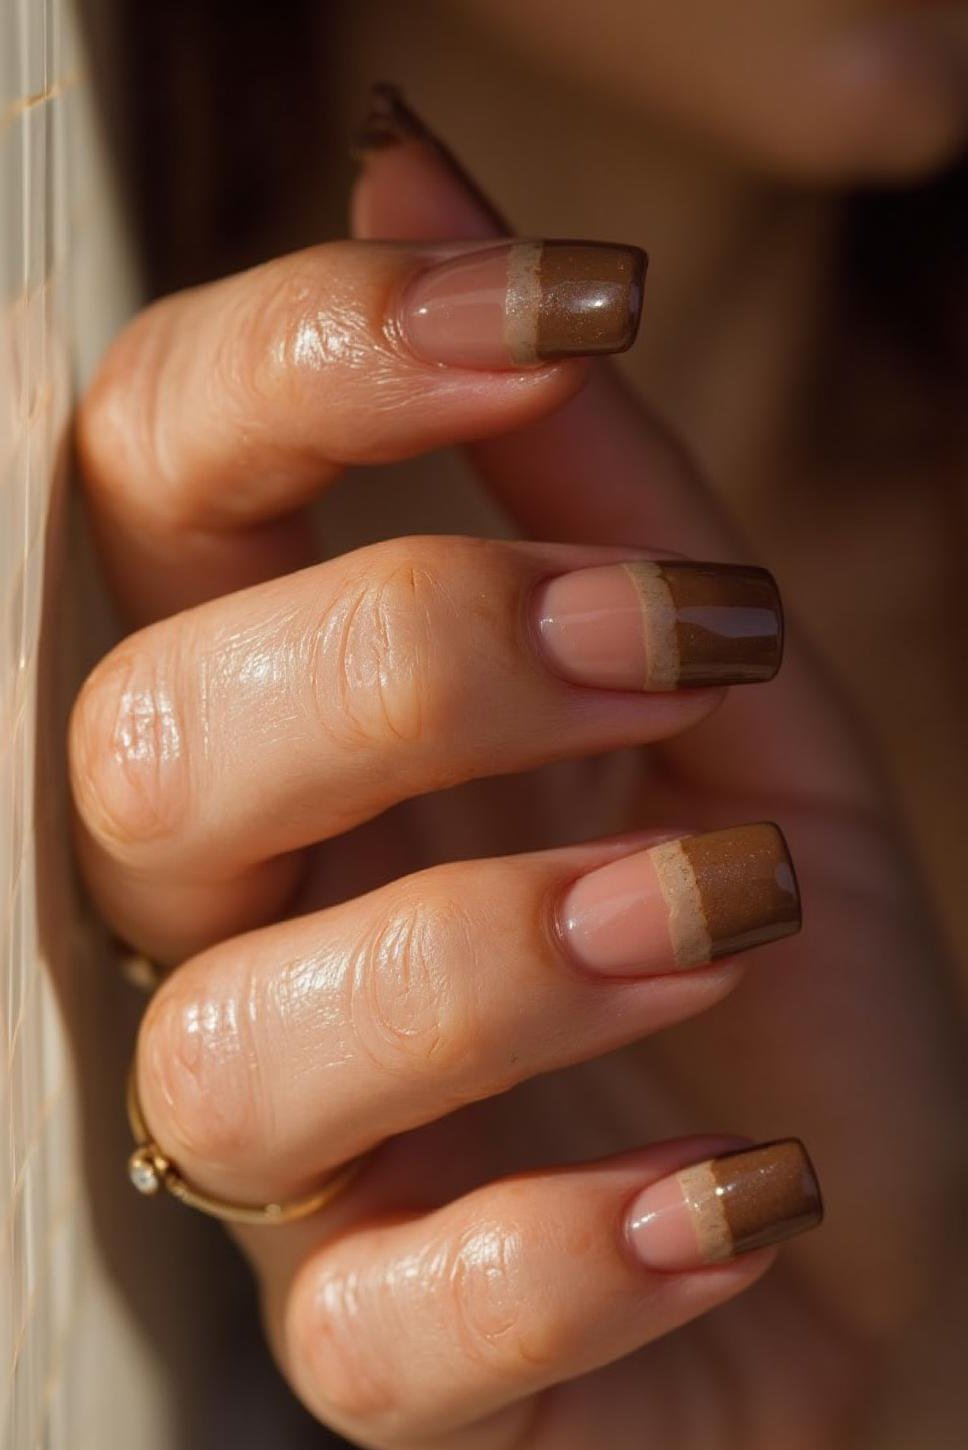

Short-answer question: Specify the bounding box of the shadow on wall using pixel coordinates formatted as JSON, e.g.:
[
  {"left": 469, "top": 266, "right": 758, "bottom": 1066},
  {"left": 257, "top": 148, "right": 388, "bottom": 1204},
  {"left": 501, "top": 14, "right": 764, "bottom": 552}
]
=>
[
  {"left": 34, "top": 460, "right": 331, "bottom": 1447},
  {"left": 78, "top": 0, "right": 349, "bottom": 298}
]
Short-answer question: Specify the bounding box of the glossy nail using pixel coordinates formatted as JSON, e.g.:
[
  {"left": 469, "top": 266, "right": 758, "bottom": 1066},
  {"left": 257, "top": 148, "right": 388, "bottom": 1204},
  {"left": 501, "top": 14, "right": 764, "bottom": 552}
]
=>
[
  {"left": 399, "top": 240, "right": 646, "bottom": 369},
  {"left": 628, "top": 1140, "right": 823, "bottom": 1269},
  {"left": 535, "top": 560, "right": 783, "bottom": 692},
  {"left": 561, "top": 823, "right": 800, "bottom": 975}
]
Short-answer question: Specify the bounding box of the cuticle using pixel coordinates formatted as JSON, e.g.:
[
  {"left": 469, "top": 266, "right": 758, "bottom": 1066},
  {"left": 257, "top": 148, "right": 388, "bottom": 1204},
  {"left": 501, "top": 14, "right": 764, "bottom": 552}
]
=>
[
  {"left": 544, "top": 872, "right": 586, "bottom": 980},
  {"left": 543, "top": 853, "right": 658, "bottom": 987},
  {"left": 521, "top": 570, "right": 558, "bottom": 678},
  {"left": 383, "top": 259, "right": 464, "bottom": 370},
  {"left": 382, "top": 267, "right": 426, "bottom": 365}
]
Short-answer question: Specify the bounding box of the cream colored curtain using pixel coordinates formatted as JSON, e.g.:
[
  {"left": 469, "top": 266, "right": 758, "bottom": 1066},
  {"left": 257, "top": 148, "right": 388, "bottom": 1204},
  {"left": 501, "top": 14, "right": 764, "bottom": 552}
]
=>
[{"left": 1, "top": 3, "right": 229, "bottom": 1445}]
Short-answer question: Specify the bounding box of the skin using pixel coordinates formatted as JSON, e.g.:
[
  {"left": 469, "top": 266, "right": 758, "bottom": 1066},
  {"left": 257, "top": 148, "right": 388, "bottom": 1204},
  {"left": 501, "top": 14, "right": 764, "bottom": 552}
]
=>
[{"left": 72, "top": 8, "right": 968, "bottom": 1449}]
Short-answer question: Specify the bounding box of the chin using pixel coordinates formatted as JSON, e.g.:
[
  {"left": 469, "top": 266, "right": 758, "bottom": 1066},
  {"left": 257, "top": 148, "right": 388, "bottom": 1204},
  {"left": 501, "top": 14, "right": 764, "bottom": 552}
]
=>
[
  {"left": 786, "top": 32, "right": 968, "bottom": 185},
  {"left": 706, "top": 79, "right": 968, "bottom": 188},
  {"left": 672, "top": 26, "right": 968, "bottom": 187}
]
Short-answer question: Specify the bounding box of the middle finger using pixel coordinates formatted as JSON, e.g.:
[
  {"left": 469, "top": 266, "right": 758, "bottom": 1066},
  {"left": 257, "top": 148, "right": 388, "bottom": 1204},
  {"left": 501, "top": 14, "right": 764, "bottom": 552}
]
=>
[{"left": 70, "top": 537, "right": 781, "bottom": 959}]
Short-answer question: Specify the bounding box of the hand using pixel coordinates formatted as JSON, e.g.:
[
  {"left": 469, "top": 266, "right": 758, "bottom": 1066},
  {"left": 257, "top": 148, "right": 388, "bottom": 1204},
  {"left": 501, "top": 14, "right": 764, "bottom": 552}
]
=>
[{"left": 69, "top": 89, "right": 964, "bottom": 1449}]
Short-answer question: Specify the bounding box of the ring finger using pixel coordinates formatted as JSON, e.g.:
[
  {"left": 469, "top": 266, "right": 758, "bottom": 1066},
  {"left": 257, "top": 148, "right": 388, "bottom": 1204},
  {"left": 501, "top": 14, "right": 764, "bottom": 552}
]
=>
[
  {"left": 69, "top": 536, "right": 783, "bottom": 960},
  {"left": 134, "top": 824, "right": 800, "bottom": 1208}
]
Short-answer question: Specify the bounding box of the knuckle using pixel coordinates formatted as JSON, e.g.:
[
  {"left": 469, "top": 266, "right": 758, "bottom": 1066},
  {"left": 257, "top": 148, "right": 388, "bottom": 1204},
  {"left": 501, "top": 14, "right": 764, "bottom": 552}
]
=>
[
  {"left": 139, "top": 963, "right": 261, "bottom": 1170},
  {"left": 343, "top": 884, "right": 481, "bottom": 1091},
  {"left": 312, "top": 547, "right": 456, "bottom": 753},
  {"left": 444, "top": 1212, "right": 564, "bottom": 1382},
  {"left": 289, "top": 1257, "right": 402, "bottom": 1428},
  {"left": 287, "top": 1205, "right": 564, "bottom": 1438},
  {"left": 207, "top": 268, "right": 288, "bottom": 420},
  {"left": 69, "top": 642, "right": 190, "bottom": 855},
  {"left": 241, "top": 247, "right": 368, "bottom": 404}
]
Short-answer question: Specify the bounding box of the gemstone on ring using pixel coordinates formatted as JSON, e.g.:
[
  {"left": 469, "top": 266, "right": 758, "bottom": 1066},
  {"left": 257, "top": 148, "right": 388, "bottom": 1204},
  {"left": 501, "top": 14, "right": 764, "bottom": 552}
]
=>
[{"left": 128, "top": 1147, "right": 163, "bottom": 1195}]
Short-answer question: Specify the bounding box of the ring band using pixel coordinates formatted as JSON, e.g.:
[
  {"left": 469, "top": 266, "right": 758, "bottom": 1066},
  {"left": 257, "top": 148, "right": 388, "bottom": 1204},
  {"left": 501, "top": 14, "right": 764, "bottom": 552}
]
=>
[{"left": 126, "top": 1065, "right": 367, "bottom": 1226}]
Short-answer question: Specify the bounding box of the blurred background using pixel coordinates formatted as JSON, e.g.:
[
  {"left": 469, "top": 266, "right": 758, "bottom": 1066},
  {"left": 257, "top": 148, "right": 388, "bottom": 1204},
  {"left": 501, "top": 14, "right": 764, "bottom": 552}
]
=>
[{"left": 2, "top": 0, "right": 966, "bottom": 1445}]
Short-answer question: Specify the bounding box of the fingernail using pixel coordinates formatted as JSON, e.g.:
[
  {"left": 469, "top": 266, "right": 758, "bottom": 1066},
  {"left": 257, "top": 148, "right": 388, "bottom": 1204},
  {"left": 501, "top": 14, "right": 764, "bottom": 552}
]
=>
[
  {"left": 352, "top": 82, "right": 509, "bottom": 233},
  {"left": 354, "top": 81, "right": 439, "bottom": 155},
  {"left": 560, "top": 823, "right": 800, "bottom": 975},
  {"left": 398, "top": 240, "right": 646, "bottom": 369},
  {"left": 627, "top": 1140, "right": 823, "bottom": 1269},
  {"left": 534, "top": 560, "right": 783, "bottom": 691}
]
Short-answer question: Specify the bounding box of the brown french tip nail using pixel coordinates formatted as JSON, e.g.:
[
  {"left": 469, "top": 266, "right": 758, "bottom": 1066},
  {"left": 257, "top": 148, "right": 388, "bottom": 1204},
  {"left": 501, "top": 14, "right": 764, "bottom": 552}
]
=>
[
  {"left": 560, "top": 821, "right": 800, "bottom": 975},
  {"left": 400, "top": 240, "right": 646, "bottom": 369},
  {"left": 629, "top": 1139, "right": 824, "bottom": 1269},
  {"left": 535, "top": 560, "right": 783, "bottom": 691},
  {"left": 651, "top": 822, "right": 801, "bottom": 966},
  {"left": 628, "top": 561, "right": 782, "bottom": 688}
]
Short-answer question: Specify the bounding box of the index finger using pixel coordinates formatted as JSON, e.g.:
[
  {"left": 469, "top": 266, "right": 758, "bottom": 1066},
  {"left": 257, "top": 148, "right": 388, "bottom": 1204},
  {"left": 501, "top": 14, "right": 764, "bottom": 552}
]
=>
[
  {"left": 77, "top": 235, "right": 644, "bottom": 623},
  {"left": 352, "top": 88, "right": 877, "bottom": 814}
]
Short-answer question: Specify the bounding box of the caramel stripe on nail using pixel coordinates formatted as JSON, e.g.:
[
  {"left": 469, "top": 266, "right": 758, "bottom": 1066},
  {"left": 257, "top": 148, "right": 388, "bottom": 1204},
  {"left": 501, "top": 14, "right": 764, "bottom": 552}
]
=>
[
  {"left": 648, "top": 839, "right": 711, "bottom": 968},
  {"left": 676, "top": 1160, "right": 733, "bottom": 1262},
  {"left": 504, "top": 242, "right": 544, "bottom": 366},
  {"left": 709, "top": 1140, "right": 824, "bottom": 1256},
  {"left": 623, "top": 562, "right": 680, "bottom": 690}
]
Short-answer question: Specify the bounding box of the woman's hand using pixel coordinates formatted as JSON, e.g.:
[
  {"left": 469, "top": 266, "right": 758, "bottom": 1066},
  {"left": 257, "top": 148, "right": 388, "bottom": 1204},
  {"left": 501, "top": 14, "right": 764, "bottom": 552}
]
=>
[{"left": 68, "top": 91, "right": 964, "bottom": 1449}]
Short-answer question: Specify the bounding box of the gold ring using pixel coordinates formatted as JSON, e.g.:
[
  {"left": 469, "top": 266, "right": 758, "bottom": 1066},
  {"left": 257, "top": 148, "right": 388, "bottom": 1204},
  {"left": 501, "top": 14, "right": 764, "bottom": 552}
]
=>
[{"left": 126, "top": 1066, "right": 368, "bottom": 1226}]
